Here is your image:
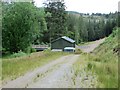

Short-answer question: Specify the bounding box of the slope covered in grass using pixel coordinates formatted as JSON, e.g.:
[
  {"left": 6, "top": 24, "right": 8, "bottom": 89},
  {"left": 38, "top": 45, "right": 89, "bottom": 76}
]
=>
[
  {"left": 72, "top": 27, "right": 119, "bottom": 88},
  {"left": 88, "top": 27, "right": 119, "bottom": 88}
]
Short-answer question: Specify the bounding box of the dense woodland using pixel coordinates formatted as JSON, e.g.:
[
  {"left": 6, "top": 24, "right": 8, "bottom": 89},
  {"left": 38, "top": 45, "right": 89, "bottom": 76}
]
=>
[{"left": 2, "top": 1, "right": 119, "bottom": 53}]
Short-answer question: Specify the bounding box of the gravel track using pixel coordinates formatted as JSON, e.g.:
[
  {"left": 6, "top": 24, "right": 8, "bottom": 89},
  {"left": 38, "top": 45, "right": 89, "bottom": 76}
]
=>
[
  {"left": 2, "top": 38, "right": 105, "bottom": 88},
  {"left": 2, "top": 55, "right": 79, "bottom": 88}
]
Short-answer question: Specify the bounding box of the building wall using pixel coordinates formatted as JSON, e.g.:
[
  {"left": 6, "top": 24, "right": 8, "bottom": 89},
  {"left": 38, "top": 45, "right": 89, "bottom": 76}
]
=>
[
  {"left": 51, "top": 39, "right": 63, "bottom": 49},
  {"left": 51, "top": 38, "right": 75, "bottom": 50},
  {"left": 62, "top": 40, "right": 75, "bottom": 48}
]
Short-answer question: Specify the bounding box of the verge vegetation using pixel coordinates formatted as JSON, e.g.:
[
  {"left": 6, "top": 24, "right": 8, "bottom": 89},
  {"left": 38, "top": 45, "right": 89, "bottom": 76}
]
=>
[
  {"left": 73, "top": 27, "right": 119, "bottom": 88},
  {"left": 2, "top": 50, "right": 68, "bottom": 83}
]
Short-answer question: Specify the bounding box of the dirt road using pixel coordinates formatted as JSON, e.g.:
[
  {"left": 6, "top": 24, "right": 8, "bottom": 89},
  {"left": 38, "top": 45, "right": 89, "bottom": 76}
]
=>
[
  {"left": 2, "top": 38, "right": 105, "bottom": 88},
  {"left": 78, "top": 38, "right": 105, "bottom": 53},
  {"left": 3, "top": 55, "right": 79, "bottom": 88}
]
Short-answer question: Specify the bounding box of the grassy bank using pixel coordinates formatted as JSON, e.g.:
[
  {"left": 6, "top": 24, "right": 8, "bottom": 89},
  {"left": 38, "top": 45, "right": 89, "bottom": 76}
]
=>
[
  {"left": 92, "top": 29, "right": 120, "bottom": 88},
  {"left": 73, "top": 27, "right": 119, "bottom": 88},
  {"left": 85, "top": 28, "right": 118, "bottom": 88},
  {"left": 2, "top": 50, "right": 68, "bottom": 82},
  {"left": 71, "top": 53, "right": 98, "bottom": 88}
]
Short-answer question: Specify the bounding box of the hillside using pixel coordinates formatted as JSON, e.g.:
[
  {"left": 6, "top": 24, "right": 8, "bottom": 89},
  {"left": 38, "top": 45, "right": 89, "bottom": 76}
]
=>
[
  {"left": 73, "top": 27, "right": 119, "bottom": 88},
  {"left": 66, "top": 11, "right": 82, "bottom": 15},
  {"left": 2, "top": 2, "right": 117, "bottom": 53},
  {"left": 88, "top": 27, "right": 119, "bottom": 87}
]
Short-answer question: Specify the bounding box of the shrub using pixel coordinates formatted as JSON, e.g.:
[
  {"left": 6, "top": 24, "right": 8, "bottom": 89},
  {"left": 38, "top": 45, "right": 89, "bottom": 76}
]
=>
[
  {"left": 24, "top": 46, "right": 36, "bottom": 53},
  {"left": 43, "top": 48, "right": 51, "bottom": 53},
  {"left": 87, "top": 62, "right": 92, "bottom": 70},
  {"left": 31, "top": 48, "right": 36, "bottom": 53},
  {"left": 75, "top": 48, "right": 83, "bottom": 54},
  {"left": 87, "top": 62, "right": 95, "bottom": 70},
  {"left": 11, "top": 51, "right": 27, "bottom": 58}
]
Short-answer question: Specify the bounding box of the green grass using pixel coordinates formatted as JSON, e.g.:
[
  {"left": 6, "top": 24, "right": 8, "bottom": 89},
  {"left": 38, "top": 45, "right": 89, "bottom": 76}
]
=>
[
  {"left": 84, "top": 28, "right": 119, "bottom": 88},
  {"left": 2, "top": 50, "right": 68, "bottom": 82},
  {"left": 73, "top": 27, "right": 119, "bottom": 88},
  {"left": 83, "top": 53, "right": 118, "bottom": 88},
  {"left": 2, "top": 51, "right": 28, "bottom": 59},
  {"left": 71, "top": 53, "right": 98, "bottom": 88}
]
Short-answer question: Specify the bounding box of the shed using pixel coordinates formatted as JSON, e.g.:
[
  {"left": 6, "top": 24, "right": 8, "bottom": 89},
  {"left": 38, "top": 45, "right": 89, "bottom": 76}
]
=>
[{"left": 51, "top": 36, "right": 75, "bottom": 51}]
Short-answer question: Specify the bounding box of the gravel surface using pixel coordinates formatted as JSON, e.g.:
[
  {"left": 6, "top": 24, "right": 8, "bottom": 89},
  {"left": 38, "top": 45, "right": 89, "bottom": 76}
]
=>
[
  {"left": 2, "top": 55, "right": 79, "bottom": 88},
  {"left": 78, "top": 38, "right": 105, "bottom": 53}
]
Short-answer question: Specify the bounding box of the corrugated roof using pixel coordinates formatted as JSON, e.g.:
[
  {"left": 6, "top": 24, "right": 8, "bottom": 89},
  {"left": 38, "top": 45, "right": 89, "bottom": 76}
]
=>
[{"left": 62, "top": 36, "right": 75, "bottom": 43}]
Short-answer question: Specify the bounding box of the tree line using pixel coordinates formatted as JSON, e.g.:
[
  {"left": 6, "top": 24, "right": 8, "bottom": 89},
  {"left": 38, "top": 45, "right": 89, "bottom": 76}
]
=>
[
  {"left": 66, "top": 12, "right": 118, "bottom": 44},
  {"left": 2, "top": 0, "right": 119, "bottom": 53}
]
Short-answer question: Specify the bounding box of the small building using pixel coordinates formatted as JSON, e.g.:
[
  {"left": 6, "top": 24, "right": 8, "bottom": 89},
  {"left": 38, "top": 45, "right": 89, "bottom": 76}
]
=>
[{"left": 51, "top": 36, "right": 75, "bottom": 51}]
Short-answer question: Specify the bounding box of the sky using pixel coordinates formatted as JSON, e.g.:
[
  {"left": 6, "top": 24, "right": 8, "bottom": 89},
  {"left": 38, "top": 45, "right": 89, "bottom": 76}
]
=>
[{"left": 34, "top": 0, "right": 120, "bottom": 14}]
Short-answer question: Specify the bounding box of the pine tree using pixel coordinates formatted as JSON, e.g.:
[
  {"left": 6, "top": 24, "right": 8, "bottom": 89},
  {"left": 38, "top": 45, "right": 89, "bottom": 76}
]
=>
[{"left": 44, "top": 0, "right": 67, "bottom": 42}]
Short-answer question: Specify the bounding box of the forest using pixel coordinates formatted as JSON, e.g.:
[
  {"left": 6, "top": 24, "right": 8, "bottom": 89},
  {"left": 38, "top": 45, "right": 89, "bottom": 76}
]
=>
[{"left": 2, "top": 1, "right": 119, "bottom": 53}]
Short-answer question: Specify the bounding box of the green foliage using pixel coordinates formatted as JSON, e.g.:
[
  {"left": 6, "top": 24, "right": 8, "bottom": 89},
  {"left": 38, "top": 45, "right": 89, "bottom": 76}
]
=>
[
  {"left": 75, "top": 48, "right": 83, "bottom": 54},
  {"left": 33, "top": 8, "right": 48, "bottom": 44},
  {"left": 2, "top": 2, "right": 39, "bottom": 53},
  {"left": 86, "top": 28, "right": 119, "bottom": 88},
  {"left": 24, "top": 46, "right": 36, "bottom": 53},
  {"left": 117, "top": 12, "right": 120, "bottom": 27},
  {"left": 2, "top": 2, "right": 48, "bottom": 53},
  {"left": 74, "top": 28, "right": 119, "bottom": 88},
  {"left": 87, "top": 62, "right": 93, "bottom": 70},
  {"left": 66, "top": 12, "right": 117, "bottom": 44},
  {"left": 2, "top": 1, "right": 118, "bottom": 54},
  {"left": 44, "top": 0, "right": 67, "bottom": 41},
  {"left": 43, "top": 48, "right": 51, "bottom": 53},
  {"left": 11, "top": 51, "right": 27, "bottom": 58}
]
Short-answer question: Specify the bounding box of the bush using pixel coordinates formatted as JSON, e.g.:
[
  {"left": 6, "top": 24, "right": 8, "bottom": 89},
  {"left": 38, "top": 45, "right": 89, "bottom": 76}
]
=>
[
  {"left": 24, "top": 46, "right": 36, "bottom": 53},
  {"left": 11, "top": 51, "right": 27, "bottom": 58},
  {"left": 87, "top": 62, "right": 95, "bottom": 70},
  {"left": 43, "top": 48, "right": 51, "bottom": 53},
  {"left": 75, "top": 48, "right": 83, "bottom": 54},
  {"left": 31, "top": 48, "right": 36, "bottom": 53},
  {"left": 87, "top": 62, "right": 92, "bottom": 70}
]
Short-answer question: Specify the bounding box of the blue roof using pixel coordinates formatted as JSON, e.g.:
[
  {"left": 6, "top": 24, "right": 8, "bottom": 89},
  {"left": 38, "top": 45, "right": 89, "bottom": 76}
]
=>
[{"left": 62, "top": 36, "right": 75, "bottom": 43}]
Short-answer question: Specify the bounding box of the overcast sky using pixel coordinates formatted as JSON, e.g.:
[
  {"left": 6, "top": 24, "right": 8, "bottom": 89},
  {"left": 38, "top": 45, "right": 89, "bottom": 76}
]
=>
[{"left": 34, "top": 0, "right": 119, "bottom": 14}]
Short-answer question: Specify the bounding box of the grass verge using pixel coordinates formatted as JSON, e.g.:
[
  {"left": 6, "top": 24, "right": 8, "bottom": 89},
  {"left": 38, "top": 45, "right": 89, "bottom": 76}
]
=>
[
  {"left": 83, "top": 28, "right": 118, "bottom": 88},
  {"left": 71, "top": 53, "right": 98, "bottom": 88},
  {"left": 72, "top": 27, "right": 119, "bottom": 88},
  {"left": 2, "top": 51, "right": 68, "bottom": 83},
  {"left": 82, "top": 53, "right": 118, "bottom": 88}
]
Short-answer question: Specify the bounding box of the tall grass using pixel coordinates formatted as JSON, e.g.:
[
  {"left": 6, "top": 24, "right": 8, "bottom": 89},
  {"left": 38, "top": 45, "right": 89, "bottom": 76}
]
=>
[
  {"left": 72, "top": 28, "right": 119, "bottom": 88},
  {"left": 84, "top": 53, "right": 118, "bottom": 88},
  {"left": 2, "top": 50, "right": 68, "bottom": 82},
  {"left": 71, "top": 54, "right": 98, "bottom": 88},
  {"left": 84, "top": 28, "right": 119, "bottom": 88}
]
